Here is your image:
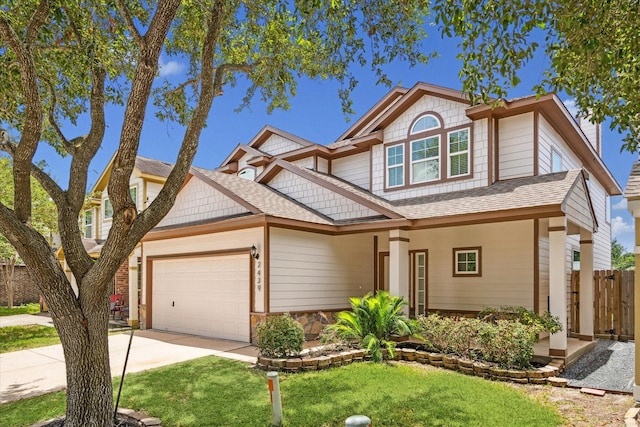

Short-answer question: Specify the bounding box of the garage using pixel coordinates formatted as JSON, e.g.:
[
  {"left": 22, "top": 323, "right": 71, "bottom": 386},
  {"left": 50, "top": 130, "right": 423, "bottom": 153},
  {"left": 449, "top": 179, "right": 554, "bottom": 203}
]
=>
[{"left": 152, "top": 254, "right": 250, "bottom": 342}]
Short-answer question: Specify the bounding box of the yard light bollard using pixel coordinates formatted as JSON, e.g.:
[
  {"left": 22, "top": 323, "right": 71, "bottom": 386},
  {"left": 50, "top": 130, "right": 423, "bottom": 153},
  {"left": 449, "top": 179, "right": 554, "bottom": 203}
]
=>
[
  {"left": 345, "top": 415, "right": 372, "bottom": 427},
  {"left": 267, "top": 371, "right": 283, "bottom": 427}
]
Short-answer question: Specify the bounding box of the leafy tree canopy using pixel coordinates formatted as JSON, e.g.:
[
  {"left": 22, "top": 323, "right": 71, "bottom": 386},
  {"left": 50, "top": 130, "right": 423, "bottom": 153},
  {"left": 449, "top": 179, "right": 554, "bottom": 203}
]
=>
[
  {"left": 612, "top": 238, "right": 634, "bottom": 270},
  {"left": 433, "top": 0, "right": 640, "bottom": 152}
]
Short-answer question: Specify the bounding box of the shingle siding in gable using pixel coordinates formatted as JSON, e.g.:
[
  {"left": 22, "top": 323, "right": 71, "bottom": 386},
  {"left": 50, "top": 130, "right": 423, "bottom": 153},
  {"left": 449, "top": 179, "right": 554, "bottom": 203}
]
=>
[
  {"left": 259, "top": 134, "right": 305, "bottom": 156},
  {"left": 157, "top": 178, "right": 248, "bottom": 227},
  {"left": 268, "top": 169, "right": 379, "bottom": 221}
]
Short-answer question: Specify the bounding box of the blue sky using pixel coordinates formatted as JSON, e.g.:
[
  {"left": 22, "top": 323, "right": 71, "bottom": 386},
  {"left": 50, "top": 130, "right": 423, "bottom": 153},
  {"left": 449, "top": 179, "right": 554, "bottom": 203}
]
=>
[{"left": 31, "top": 34, "right": 638, "bottom": 252}]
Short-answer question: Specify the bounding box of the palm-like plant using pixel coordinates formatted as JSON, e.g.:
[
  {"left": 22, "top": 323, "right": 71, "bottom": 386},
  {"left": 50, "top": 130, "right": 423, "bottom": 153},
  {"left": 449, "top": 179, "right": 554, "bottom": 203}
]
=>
[{"left": 326, "top": 291, "right": 416, "bottom": 362}]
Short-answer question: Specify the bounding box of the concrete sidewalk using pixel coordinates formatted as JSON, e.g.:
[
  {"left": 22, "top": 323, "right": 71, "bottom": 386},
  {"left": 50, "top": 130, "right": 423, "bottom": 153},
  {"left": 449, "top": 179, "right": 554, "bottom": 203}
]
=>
[{"left": 0, "top": 329, "right": 257, "bottom": 404}]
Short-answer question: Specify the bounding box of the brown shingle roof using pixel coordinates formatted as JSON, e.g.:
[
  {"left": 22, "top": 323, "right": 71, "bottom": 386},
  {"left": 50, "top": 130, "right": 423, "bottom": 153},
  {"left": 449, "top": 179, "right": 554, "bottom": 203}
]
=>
[
  {"left": 192, "top": 168, "right": 332, "bottom": 225},
  {"left": 135, "top": 156, "right": 173, "bottom": 178},
  {"left": 393, "top": 170, "right": 582, "bottom": 219},
  {"left": 625, "top": 161, "right": 640, "bottom": 198}
]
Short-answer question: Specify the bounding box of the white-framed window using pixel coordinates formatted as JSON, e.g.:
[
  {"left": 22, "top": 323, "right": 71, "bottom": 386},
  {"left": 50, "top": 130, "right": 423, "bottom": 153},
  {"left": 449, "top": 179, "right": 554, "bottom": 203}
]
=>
[
  {"left": 448, "top": 129, "right": 470, "bottom": 178},
  {"left": 238, "top": 168, "right": 256, "bottom": 180},
  {"left": 414, "top": 252, "right": 427, "bottom": 315},
  {"left": 411, "top": 136, "right": 440, "bottom": 184},
  {"left": 104, "top": 199, "right": 113, "bottom": 219},
  {"left": 411, "top": 114, "right": 440, "bottom": 134},
  {"left": 386, "top": 144, "right": 404, "bottom": 187},
  {"left": 572, "top": 250, "right": 581, "bottom": 271},
  {"left": 551, "top": 149, "right": 563, "bottom": 173},
  {"left": 453, "top": 247, "right": 481, "bottom": 277},
  {"left": 104, "top": 187, "right": 137, "bottom": 220},
  {"left": 84, "top": 210, "right": 93, "bottom": 239}
]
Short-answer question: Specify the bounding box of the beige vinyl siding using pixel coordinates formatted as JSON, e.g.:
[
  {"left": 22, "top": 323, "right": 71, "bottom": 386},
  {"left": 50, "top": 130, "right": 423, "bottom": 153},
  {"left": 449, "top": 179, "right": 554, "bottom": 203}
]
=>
[
  {"left": 331, "top": 152, "right": 370, "bottom": 190},
  {"left": 268, "top": 169, "right": 380, "bottom": 221},
  {"left": 317, "top": 157, "right": 329, "bottom": 173},
  {"left": 538, "top": 218, "right": 550, "bottom": 313},
  {"left": 410, "top": 220, "right": 534, "bottom": 311},
  {"left": 269, "top": 228, "right": 374, "bottom": 311},
  {"left": 144, "top": 182, "right": 164, "bottom": 209},
  {"left": 498, "top": 113, "right": 534, "bottom": 179},
  {"left": 590, "top": 179, "right": 612, "bottom": 269},
  {"left": 142, "top": 227, "right": 264, "bottom": 311},
  {"left": 538, "top": 116, "right": 582, "bottom": 173},
  {"left": 291, "top": 157, "right": 314, "bottom": 169},
  {"left": 157, "top": 178, "right": 248, "bottom": 228},
  {"left": 563, "top": 180, "right": 594, "bottom": 232},
  {"left": 259, "top": 134, "right": 306, "bottom": 156}
]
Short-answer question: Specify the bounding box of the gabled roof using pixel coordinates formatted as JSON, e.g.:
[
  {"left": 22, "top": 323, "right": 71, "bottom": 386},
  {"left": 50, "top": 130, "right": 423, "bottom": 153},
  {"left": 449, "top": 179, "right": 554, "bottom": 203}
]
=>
[
  {"left": 247, "top": 125, "right": 317, "bottom": 150},
  {"left": 91, "top": 154, "right": 173, "bottom": 193},
  {"left": 625, "top": 161, "right": 640, "bottom": 199},
  {"left": 190, "top": 167, "right": 332, "bottom": 225}
]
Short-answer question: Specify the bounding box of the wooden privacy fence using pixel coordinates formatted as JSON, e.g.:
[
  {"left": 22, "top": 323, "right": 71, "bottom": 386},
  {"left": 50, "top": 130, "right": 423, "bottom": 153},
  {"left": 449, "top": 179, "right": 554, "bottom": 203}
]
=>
[{"left": 570, "top": 270, "right": 635, "bottom": 340}]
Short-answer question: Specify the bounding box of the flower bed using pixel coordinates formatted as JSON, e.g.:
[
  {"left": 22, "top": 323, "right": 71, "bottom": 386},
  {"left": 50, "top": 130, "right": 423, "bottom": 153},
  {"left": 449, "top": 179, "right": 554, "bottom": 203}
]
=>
[{"left": 255, "top": 344, "right": 568, "bottom": 387}]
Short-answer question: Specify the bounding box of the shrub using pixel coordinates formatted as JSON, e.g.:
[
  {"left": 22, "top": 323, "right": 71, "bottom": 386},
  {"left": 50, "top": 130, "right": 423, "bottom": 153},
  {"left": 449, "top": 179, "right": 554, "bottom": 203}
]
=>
[
  {"left": 477, "top": 320, "right": 540, "bottom": 368},
  {"left": 256, "top": 313, "right": 304, "bottom": 358},
  {"left": 417, "top": 314, "right": 486, "bottom": 358},
  {"left": 323, "top": 291, "right": 417, "bottom": 362},
  {"left": 478, "top": 306, "right": 562, "bottom": 335}
]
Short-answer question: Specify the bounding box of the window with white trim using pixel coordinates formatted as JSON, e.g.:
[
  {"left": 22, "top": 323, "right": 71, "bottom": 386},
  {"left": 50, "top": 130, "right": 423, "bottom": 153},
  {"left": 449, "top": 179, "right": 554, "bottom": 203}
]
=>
[
  {"left": 238, "top": 168, "right": 256, "bottom": 180},
  {"left": 551, "top": 149, "right": 563, "bottom": 172},
  {"left": 104, "top": 199, "right": 113, "bottom": 219},
  {"left": 448, "top": 129, "right": 470, "bottom": 178},
  {"left": 453, "top": 247, "right": 481, "bottom": 276},
  {"left": 411, "top": 136, "right": 440, "bottom": 183},
  {"left": 386, "top": 144, "right": 404, "bottom": 187},
  {"left": 411, "top": 114, "right": 440, "bottom": 134},
  {"left": 414, "top": 252, "right": 427, "bottom": 315},
  {"left": 84, "top": 210, "right": 93, "bottom": 239}
]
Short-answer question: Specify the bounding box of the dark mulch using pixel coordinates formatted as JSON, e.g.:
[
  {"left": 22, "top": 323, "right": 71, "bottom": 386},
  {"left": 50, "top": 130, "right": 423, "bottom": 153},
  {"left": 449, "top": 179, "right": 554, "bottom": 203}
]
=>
[{"left": 37, "top": 414, "right": 144, "bottom": 426}]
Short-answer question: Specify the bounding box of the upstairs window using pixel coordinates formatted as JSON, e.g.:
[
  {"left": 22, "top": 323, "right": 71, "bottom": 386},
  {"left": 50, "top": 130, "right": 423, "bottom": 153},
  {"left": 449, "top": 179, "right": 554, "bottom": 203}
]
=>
[
  {"left": 448, "top": 129, "right": 470, "bottom": 178},
  {"left": 411, "top": 114, "right": 440, "bottom": 134},
  {"left": 411, "top": 136, "right": 440, "bottom": 183},
  {"left": 238, "top": 168, "right": 256, "bottom": 180},
  {"left": 386, "top": 144, "right": 404, "bottom": 187},
  {"left": 84, "top": 210, "right": 93, "bottom": 239},
  {"left": 551, "top": 149, "right": 563, "bottom": 172},
  {"left": 104, "top": 199, "right": 113, "bottom": 219}
]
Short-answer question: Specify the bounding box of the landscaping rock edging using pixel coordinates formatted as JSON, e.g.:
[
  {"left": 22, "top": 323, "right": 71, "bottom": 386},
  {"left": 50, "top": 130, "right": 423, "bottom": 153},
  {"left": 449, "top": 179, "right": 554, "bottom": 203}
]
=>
[{"left": 256, "top": 347, "right": 567, "bottom": 387}]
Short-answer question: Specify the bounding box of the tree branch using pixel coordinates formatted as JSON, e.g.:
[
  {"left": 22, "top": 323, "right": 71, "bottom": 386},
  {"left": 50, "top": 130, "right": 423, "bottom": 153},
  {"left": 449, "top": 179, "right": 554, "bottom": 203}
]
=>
[
  {"left": 25, "top": 0, "right": 51, "bottom": 46},
  {"left": 115, "top": 0, "right": 143, "bottom": 46},
  {"left": 43, "top": 78, "right": 74, "bottom": 154}
]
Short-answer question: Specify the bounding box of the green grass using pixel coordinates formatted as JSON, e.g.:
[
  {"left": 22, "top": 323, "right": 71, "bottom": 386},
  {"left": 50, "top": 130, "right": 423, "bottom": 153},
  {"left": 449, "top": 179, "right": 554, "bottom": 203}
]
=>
[
  {"left": 0, "top": 325, "right": 60, "bottom": 353},
  {"left": 0, "top": 303, "right": 40, "bottom": 316},
  {"left": 0, "top": 357, "right": 562, "bottom": 427}
]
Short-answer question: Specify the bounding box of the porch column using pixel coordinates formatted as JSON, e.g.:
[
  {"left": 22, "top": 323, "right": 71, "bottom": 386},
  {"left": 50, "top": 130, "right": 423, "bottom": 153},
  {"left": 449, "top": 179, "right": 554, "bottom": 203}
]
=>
[
  {"left": 628, "top": 199, "right": 640, "bottom": 402},
  {"left": 127, "top": 248, "right": 140, "bottom": 327},
  {"left": 548, "top": 217, "right": 567, "bottom": 357},
  {"left": 389, "top": 229, "right": 410, "bottom": 308},
  {"left": 578, "top": 229, "right": 594, "bottom": 340}
]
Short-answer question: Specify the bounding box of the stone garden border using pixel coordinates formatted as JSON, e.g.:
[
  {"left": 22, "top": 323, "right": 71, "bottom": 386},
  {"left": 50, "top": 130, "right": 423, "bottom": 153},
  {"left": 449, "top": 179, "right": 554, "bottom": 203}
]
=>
[{"left": 256, "top": 347, "right": 568, "bottom": 387}]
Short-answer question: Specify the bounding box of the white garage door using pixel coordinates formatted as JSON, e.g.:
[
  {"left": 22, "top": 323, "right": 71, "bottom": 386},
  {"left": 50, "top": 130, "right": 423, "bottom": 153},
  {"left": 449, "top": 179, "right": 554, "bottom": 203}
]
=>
[{"left": 152, "top": 254, "right": 250, "bottom": 342}]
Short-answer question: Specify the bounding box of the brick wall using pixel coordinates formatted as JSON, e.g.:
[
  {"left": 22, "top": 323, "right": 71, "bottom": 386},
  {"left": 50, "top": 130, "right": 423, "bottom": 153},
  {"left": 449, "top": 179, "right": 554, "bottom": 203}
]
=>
[
  {"left": 113, "top": 260, "right": 129, "bottom": 305},
  {"left": 0, "top": 265, "right": 40, "bottom": 306}
]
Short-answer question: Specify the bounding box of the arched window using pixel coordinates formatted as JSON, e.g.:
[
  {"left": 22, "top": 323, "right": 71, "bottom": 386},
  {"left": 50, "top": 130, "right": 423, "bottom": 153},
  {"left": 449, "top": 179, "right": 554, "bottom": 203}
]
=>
[
  {"left": 237, "top": 168, "right": 256, "bottom": 180},
  {"left": 410, "top": 114, "right": 440, "bottom": 134}
]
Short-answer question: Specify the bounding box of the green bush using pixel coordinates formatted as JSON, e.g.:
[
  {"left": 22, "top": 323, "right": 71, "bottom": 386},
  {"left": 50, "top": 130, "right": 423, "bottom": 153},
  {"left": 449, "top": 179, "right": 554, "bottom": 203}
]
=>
[
  {"left": 417, "top": 307, "right": 563, "bottom": 369},
  {"left": 323, "top": 291, "right": 417, "bottom": 362},
  {"left": 256, "top": 313, "right": 304, "bottom": 358}
]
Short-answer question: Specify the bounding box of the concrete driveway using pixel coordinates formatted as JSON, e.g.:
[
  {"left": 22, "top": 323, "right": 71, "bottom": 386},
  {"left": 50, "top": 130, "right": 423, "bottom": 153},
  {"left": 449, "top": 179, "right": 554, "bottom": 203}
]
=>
[
  {"left": 0, "top": 329, "right": 257, "bottom": 404},
  {"left": 0, "top": 313, "right": 55, "bottom": 328}
]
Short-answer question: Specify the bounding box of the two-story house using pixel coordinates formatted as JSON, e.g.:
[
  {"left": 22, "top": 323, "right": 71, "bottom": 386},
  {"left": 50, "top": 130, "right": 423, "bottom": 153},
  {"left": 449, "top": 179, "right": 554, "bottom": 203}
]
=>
[
  {"left": 138, "top": 82, "right": 621, "bottom": 358},
  {"left": 57, "top": 155, "right": 173, "bottom": 325}
]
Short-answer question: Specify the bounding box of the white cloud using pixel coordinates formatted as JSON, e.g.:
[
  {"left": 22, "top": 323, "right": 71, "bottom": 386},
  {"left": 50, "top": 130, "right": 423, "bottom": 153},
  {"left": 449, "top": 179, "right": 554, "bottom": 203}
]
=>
[
  {"left": 158, "top": 58, "right": 184, "bottom": 77},
  {"left": 611, "top": 215, "right": 634, "bottom": 238},
  {"left": 563, "top": 98, "right": 578, "bottom": 118},
  {"left": 612, "top": 198, "right": 627, "bottom": 211}
]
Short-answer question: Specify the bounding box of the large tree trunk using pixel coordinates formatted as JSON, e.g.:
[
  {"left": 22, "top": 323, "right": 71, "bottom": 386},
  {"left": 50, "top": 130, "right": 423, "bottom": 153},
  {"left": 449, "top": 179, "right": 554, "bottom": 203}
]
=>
[
  {"left": 42, "top": 272, "right": 114, "bottom": 427},
  {"left": 1, "top": 256, "right": 16, "bottom": 308}
]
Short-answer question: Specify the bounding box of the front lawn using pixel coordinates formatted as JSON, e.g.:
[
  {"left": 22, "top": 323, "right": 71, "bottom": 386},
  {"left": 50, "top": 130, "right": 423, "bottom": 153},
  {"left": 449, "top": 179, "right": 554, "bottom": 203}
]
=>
[
  {"left": 0, "top": 303, "right": 40, "bottom": 316},
  {"left": 0, "top": 325, "right": 60, "bottom": 353},
  {"left": 0, "top": 357, "right": 562, "bottom": 427}
]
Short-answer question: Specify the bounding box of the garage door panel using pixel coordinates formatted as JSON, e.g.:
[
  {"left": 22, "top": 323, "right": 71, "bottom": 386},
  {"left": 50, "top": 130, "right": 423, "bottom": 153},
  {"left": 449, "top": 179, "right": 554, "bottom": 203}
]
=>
[{"left": 153, "top": 255, "right": 250, "bottom": 342}]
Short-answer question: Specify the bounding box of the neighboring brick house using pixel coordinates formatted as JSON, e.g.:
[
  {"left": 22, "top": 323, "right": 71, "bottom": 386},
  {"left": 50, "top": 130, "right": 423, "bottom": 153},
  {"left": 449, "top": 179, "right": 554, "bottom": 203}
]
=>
[
  {"left": 57, "top": 155, "right": 172, "bottom": 325},
  {"left": 0, "top": 263, "right": 39, "bottom": 306},
  {"left": 135, "top": 82, "right": 619, "bottom": 359}
]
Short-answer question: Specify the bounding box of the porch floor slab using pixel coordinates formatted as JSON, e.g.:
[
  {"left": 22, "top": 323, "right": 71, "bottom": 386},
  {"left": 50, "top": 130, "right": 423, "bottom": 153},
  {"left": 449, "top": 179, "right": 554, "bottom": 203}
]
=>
[{"left": 533, "top": 337, "right": 597, "bottom": 367}]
